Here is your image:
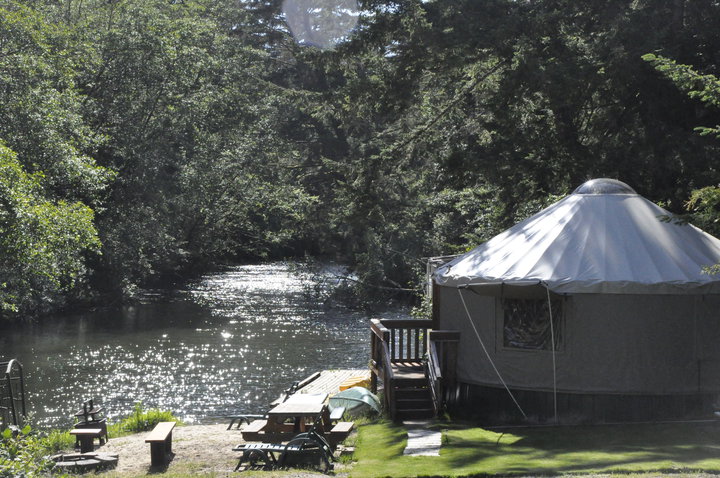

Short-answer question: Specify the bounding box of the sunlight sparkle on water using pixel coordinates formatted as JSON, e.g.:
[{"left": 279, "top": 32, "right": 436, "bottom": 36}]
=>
[{"left": 2, "top": 262, "right": 407, "bottom": 428}]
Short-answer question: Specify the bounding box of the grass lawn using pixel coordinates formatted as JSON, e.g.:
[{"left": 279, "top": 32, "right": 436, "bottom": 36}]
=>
[{"left": 350, "top": 420, "right": 720, "bottom": 478}]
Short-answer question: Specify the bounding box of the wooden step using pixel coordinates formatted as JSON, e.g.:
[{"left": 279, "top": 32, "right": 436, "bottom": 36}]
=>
[
  {"left": 388, "top": 360, "right": 436, "bottom": 420},
  {"left": 395, "top": 387, "right": 431, "bottom": 399},
  {"left": 393, "top": 378, "right": 428, "bottom": 388},
  {"left": 397, "top": 408, "right": 434, "bottom": 420},
  {"left": 397, "top": 398, "right": 433, "bottom": 409}
]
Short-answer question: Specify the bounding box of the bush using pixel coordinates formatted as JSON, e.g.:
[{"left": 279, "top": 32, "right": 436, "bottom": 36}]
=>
[
  {"left": 116, "top": 402, "right": 181, "bottom": 434},
  {"left": 0, "top": 426, "right": 59, "bottom": 477},
  {"left": 40, "top": 430, "right": 75, "bottom": 454}
]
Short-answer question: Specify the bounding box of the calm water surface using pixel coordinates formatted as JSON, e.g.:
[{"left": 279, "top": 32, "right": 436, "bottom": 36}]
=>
[{"left": 0, "top": 263, "right": 408, "bottom": 429}]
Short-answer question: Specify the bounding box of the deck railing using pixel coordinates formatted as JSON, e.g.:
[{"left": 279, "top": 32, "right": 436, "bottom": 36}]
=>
[
  {"left": 384, "top": 319, "right": 432, "bottom": 363},
  {"left": 370, "top": 319, "right": 397, "bottom": 419},
  {"left": 427, "top": 340, "right": 442, "bottom": 415},
  {"left": 427, "top": 330, "right": 460, "bottom": 412}
]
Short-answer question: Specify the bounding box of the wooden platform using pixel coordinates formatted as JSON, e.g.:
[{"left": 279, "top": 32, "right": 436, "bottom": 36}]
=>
[
  {"left": 391, "top": 362, "right": 425, "bottom": 380},
  {"left": 296, "top": 369, "right": 370, "bottom": 395}
]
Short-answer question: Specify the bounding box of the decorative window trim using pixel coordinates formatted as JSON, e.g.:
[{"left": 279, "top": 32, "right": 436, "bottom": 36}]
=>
[{"left": 499, "top": 296, "right": 563, "bottom": 352}]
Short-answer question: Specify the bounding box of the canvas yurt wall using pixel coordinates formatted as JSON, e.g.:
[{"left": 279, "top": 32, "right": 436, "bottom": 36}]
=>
[
  {"left": 432, "top": 179, "right": 720, "bottom": 423},
  {"left": 435, "top": 284, "right": 720, "bottom": 422}
]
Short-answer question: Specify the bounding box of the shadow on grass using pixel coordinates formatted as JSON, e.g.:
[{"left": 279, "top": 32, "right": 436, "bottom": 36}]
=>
[
  {"left": 353, "top": 420, "right": 720, "bottom": 478},
  {"left": 457, "top": 422, "right": 720, "bottom": 474}
]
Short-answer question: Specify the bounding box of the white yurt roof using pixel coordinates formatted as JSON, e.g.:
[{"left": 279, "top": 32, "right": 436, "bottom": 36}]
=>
[{"left": 434, "top": 179, "right": 720, "bottom": 294}]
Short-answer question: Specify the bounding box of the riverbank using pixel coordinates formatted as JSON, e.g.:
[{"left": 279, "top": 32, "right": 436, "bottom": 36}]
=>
[
  {"left": 102, "top": 424, "right": 235, "bottom": 475},
  {"left": 95, "top": 423, "right": 339, "bottom": 477}
]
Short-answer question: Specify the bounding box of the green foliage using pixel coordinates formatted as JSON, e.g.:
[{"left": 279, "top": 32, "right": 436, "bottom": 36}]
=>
[
  {"left": 0, "top": 1, "right": 111, "bottom": 203},
  {"left": 114, "top": 402, "right": 181, "bottom": 434},
  {"left": 39, "top": 429, "right": 74, "bottom": 454},
  {"left": 686, "top": 186, "right": 720, "bottom": 236},
  {"left": 0, "top": 1, "right": 110, "bottom": 319},
  {"left": 0, "top": 142, "right": 101, "bottom": 316},
  {"left": 643, "top": 54, "right": 720, "bottom": 270},
  {"left": 268, "top": 0, "right": 720, "bottom": 301},
  {"left": 643, "top": 54, "right": 720, "bottom": 139},
  {"left": 2, "top": 0, "right": 720, "bottom": 314},
  {"left": 686, "top": 185, "right": 720, "bottom": 277},
  {"left": 71, "top": 0, "right": 320, "bottom": 294},
  {"left": 0, "top": 425, "right": 59, "bottom": 477}
]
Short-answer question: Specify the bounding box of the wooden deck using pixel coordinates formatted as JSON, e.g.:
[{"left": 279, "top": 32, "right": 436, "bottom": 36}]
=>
[{"left": 297, "top": 369, "right": 370, "bottom": 395}]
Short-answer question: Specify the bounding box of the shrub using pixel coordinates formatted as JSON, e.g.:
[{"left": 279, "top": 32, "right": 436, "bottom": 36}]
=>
[
  {"left": 0, "top": 426, "right": 59, "bottom": 477},
  {"left": 40, "top": 430, "right": 75, "bottom": 454},
  {"left": 116, "top": 402, "right": 181, "bottom": 434}
]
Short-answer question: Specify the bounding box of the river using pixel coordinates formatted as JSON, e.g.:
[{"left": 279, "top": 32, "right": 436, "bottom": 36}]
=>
[{"left": 0, "top": 263, "right": 409, "bottom": 429}]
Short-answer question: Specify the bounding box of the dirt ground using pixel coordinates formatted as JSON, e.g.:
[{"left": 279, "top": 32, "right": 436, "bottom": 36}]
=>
[{"left": 97, "top": 423, "right": 337, "bottom": 477}]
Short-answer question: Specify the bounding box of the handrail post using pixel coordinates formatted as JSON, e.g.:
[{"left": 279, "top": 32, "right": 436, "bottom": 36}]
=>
[
  {"left": 5, "top": 361, "right": 17, "bottom": 427},
  {"left": 370, "top": 327, "right": 378, "bottom": 393},
  {"left": 370, "top": 319, "right": 390, "bottom": 394},
  {"left": 370, "top": 321, "right": 378, "bottom": 393},
  {"left": 2, "top": 359, "right": 26, "bottom": 428},
  {"left": 429, "top": 331, "right": 460, "bottom": 407},
  {"left": 16, "top": 361, "right": 25, "bottom": 418}
]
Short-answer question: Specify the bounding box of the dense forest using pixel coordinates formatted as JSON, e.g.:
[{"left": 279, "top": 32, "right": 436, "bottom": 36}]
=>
[{"left": 1, "top": 0, "right": 720, "bottom": 319}]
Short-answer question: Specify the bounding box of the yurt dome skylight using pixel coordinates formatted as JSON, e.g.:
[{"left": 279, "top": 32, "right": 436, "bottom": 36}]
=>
[{"left": 573, "top": 178, "right": 636, "bottom": 195}]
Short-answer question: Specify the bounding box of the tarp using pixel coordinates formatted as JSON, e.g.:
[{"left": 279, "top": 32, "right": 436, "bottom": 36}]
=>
[
  {"left": 434, "top": 179, "right": 720, "bottom": 294},
  {"left": 329, "top": 387, "right": 381, "bottom": 417}
]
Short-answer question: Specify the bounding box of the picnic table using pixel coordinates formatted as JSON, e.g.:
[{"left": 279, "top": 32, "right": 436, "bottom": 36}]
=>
[
  {"left": 233, "top": 413, "right": 335, "bottom": 472},
  {"left": 266, "top": 393, "right": 329, "bottom": 434},
  {"left": 241, "top": 393, "right": 330, "bottom": 442}
]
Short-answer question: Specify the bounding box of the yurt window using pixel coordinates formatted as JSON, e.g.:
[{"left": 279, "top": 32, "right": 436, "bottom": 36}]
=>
[{"left": 502, "top": 298, "right": 562, "bottom": 351}]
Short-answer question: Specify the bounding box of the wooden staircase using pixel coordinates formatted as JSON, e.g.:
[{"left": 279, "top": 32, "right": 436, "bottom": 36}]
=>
[
  {"left": 392, "top": 363, "right": 434, "bottom": 420},
  {"left": 370, "top": 319, "right": 459, "bottom": 422}
]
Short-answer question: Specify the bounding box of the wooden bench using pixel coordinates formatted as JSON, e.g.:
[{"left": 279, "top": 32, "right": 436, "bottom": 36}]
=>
[
  {"left": 328, "top": 407, "right": 345, "bottom": 423},
  {"left": 225, "top": 414, "right": 265, "bottom": 430},
  {"left": 239, "top": 419, "right": 268, "bottom": 442},
  {"left": 328, "top": 421, "right": 354, "bottom": 447},
  {"left": 330, "top": 421, "right": 353, "bottom": 434},
  {"left": 145, "top": 421, "right": 176, "bottom": 467},
  {"left": 70, "top": 428, "right": 103, "bottom": 453},
  {"left": 242, "top": 419, "right": 268, "bottom": 433}
]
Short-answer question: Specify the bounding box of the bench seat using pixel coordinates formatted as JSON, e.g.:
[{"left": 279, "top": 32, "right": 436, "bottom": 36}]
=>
[
  {"left": 328, "top": 407, "right": 345, "bottom": 422},
  {"left": 145, "top": 421, "right": 176, "bottom": 467},
  {"left": 328, "top": 421, "right": 354, "bottom": 447},
  {"left": 75, "top": 418, "right": 108, "bottom": 445},
  {"left": 330, "top": 421, "right": 354, "bottom": 434},
  {"left": 239, "top": 419, "right": 269, "bottom": 442},
  {"left": 226, "top": 414, "right": 265, "bottom": 430},
  {"left": 241, "top": 419, "right": 268, "bottom": 433}
]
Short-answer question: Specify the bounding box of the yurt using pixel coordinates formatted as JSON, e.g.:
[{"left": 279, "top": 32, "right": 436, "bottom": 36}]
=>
[{"left": 432, "top": 178, "right": 720, "bottom": 423}]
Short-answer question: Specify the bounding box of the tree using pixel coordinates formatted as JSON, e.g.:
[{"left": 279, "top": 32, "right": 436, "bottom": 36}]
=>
[
  {"left": 643, "top": 54, "right": 720, "bottom": 249},
  {"left": 0, "top": 1, "right": 111, "bottom": 205},
  {"left": 0, "top": 142, "right": 101, "bottom": 317},
  {"left": 67, "top": 0, "right": 320, "bottom": 294}
]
